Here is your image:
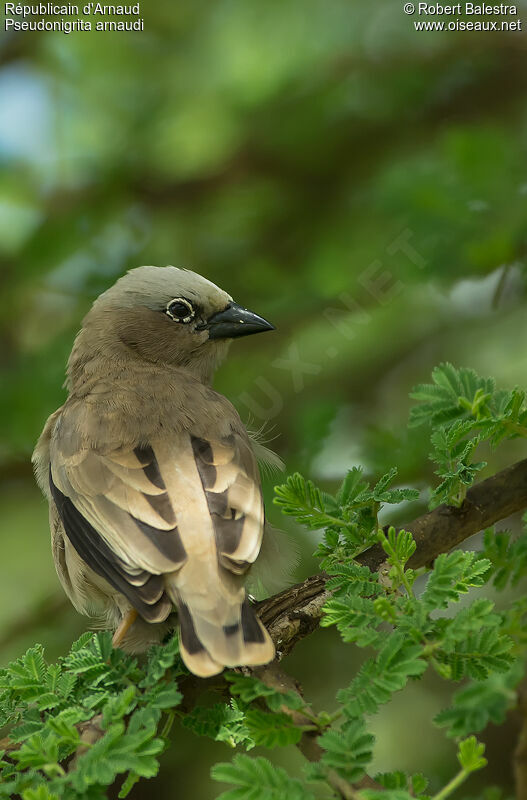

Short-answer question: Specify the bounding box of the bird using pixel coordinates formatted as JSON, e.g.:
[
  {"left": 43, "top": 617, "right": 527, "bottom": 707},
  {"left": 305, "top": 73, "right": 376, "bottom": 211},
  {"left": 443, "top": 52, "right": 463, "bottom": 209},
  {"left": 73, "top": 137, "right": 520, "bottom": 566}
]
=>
[{"left": 33, "top": 265, "right": 279, "bottom": 677}]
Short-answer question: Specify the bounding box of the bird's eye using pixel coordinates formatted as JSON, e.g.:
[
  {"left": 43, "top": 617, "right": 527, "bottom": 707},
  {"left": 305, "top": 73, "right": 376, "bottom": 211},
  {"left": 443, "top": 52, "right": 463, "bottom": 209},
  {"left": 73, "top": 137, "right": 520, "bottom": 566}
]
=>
[{"left": 166, "top": 298, "right": 195, "bottom": 323}]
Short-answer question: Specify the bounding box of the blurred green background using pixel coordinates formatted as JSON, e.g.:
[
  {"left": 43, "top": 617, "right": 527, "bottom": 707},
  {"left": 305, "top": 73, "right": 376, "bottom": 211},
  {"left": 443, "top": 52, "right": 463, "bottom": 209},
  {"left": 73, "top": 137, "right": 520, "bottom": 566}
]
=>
[{"left": 1, "top": 2, "right": 527, "bottom": 797}]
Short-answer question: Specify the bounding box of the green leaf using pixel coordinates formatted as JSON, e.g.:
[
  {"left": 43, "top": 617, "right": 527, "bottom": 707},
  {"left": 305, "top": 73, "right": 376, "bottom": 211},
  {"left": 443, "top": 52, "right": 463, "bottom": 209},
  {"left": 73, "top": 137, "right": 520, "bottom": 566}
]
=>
[
  {"left": 324, "top": 562, "right": 381, "bottom": 598},
  {"left": 183, "top": 701, "right": 253, "bottom": 748},
  {"left": 11, "top": 734, "right": 61, "bottom": 775},
  {"left": 457, "top": 736, "right": 487, "bottom": 772},
  {"left": 410, "top": 364, "right": 495, "bottom": 428},
  {"left": 373, "top": 770, "right": 429, "bottom": 796},
  {"left": 70, "top": 632, "right": 98, "bottom": 651},
  {"left": 435, "top": 628, "right": 514, "bottom": 681},
  {"left": 373, "top": 468, "right": 419, "bottom": 504},
  {"left": 376, "top": 771, "right": 409, "bottom": 790},
  {"left": 338, "top": 635, "right": 426, "bottom": 717},
  {"left": 319, "top": 719, "right": 374, "bottom": 783},
  {"left": 9, "top": 708, "right": 43, "bottom": 742},
  {"left": 21, "top": 787, "right": 60, "bottom": 800},
  {"left": 410, "top": 364, "right": 527, "bottom": 453},
  {"left": 140, "top": 635, "right": 182, "bottom": 688},
  {"left": 411, "top": 773, "right": 429, "bottom": 795},
  {"left": 46, "top": 707, "right": 86, "bottom": 745},
  {"left": 421, "top": 552, "right": 490, "bottom": 611},
  {"left": 361, "top": 791, "right": 415, "bottom": 800},
  {"left": 379, "top": 527, "right": 416, "bottom": 569},
  {"left": 321, "top": 595, "right": 384, "bottom": 647},
  {"left": 225, "top": 674, "right": 304, "bottom": 712},
  {"left": 62, "top": 636, "right": 111, "bottom": 682},
  {"left": 438, "top": 598, "right": 500, "bottom": 652},
  {"left": 144, "top": 683, "right": 182, "bottom": 711},
  {"left": 435, "top": 665, "right": 522, "bottom": 737},
  {"left": 336, "top": 467, "right": 372, "bottom": 506},
  {"left": 1, "top": 646, "right": 48, "bottom": 702},
  {"left": 71, "top": 715, "right": 164, "bottom": 791},
  {"left": 482, "top": 526, "right": 527, "bottom": 589},
  {"left": 211, "top": 754, "right": 315, "bottom": 800},
  {"left": 274, "top": 473, "right": 345, "bottom": 529},
  {"left": 102, "top": 687, "right": 137, "bottom": 728},
  {"left": 118, "top": 771, "right": 141, "bottom": 799},
  {"left": 244, "top": 710, "right": 302, "bottom": 748},
  {"left": 21, "top": 647, "right": 47, "bottom": 683}
]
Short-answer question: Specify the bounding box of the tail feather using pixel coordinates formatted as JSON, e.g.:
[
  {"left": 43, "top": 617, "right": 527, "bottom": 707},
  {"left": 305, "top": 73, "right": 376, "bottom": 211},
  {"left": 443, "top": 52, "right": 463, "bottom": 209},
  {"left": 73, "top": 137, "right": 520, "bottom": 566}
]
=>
[
  {"left": 177, "top": 601, "right": 224, "bottom": 677},
  {"left": 176, "top": 595, "right": 274, "bottom": 677}
]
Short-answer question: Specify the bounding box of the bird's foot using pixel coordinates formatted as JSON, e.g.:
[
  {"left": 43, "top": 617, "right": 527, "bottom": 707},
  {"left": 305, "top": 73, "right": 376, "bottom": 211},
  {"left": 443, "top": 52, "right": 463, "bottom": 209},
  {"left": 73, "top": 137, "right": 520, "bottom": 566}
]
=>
[{"left": 112, "top": 608, "right": 138, "bottom": 648}]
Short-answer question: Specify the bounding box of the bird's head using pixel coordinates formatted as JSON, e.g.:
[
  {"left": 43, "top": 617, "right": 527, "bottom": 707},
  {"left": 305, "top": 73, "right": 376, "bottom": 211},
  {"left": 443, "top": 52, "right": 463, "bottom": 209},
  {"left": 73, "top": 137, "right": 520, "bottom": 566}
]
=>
[{"left": 75, "top": 266, "right": 275, "bottom": 382}]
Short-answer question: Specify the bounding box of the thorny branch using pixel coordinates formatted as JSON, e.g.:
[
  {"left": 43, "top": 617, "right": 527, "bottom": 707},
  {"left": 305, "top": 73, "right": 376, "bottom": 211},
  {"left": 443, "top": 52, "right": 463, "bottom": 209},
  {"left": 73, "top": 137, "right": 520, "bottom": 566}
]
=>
[
  {"left": 256, "top": 457, "right": 527, "bottom": 656},
  {"left": 4, "top": 458, "right": 527, "bottom": 794},
  {"left": 251, "top": 662, "right": 380, "bottom": 799},
  {"left": 247, "top": 457, "right": 527, "bottom": 796}
]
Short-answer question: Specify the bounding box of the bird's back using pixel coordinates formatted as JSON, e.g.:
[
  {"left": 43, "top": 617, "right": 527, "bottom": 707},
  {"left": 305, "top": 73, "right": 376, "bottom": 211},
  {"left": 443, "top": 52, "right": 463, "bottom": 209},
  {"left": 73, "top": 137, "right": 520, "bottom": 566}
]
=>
[{"left": 34, "top": 365, "right": 275, "bottom": 676}]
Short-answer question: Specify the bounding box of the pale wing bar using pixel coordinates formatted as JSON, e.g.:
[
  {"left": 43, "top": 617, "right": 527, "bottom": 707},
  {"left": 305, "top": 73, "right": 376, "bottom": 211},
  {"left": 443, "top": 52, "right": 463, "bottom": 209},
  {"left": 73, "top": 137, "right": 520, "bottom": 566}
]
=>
[
  {"left": 50, "top": 444, "right": 188, "bottom": 574},
  {"left": 191, "top": 434, "right": 264, "bottom": 573},
  {"left": 49, "top": 444, "right": 189, "bottom": 622}
]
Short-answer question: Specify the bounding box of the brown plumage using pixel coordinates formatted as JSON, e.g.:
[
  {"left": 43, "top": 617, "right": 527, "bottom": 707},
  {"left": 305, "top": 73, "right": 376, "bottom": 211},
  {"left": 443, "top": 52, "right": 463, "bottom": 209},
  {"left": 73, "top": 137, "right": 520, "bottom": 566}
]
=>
[{"left": 33, "top": 266, "right": 278, "bottom": 676}]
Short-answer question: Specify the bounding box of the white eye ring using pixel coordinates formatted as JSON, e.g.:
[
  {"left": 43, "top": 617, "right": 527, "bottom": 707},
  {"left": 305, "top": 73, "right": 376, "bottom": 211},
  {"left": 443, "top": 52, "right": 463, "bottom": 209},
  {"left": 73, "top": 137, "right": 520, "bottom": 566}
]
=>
[{"left": 166, "top": 297, "right": 195, "bottom": 323}]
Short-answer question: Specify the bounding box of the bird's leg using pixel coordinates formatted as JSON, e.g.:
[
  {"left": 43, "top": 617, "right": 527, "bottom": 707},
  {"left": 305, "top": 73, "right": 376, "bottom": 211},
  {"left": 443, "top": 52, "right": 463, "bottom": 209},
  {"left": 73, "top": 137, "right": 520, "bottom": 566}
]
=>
[{"left": 112, "top": 608, "right": 138, "bottom": 648}]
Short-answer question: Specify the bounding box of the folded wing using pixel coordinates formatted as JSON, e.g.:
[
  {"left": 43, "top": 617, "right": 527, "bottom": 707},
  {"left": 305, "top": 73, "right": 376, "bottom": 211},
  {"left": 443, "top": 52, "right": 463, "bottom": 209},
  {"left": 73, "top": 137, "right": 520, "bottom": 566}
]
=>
[{"left": 49, "top": 416, "right": 274, "bottom": 675}]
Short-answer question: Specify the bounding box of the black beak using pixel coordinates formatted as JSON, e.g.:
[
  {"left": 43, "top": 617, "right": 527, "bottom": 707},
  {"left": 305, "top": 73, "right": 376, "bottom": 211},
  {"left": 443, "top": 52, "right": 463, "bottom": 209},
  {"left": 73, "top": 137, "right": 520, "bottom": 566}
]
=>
[{"left": 205, "top": 302, "right": 275, "bottom": 340}]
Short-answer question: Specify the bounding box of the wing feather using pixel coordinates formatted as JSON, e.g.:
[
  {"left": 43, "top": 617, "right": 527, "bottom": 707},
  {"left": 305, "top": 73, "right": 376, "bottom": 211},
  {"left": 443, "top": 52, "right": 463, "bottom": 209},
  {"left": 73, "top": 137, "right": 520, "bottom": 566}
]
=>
[
  {"left": 191, "top": 434, "right": 264, "bottom": 570},
  {"left": 50, "top": 442, "right": 186, "bottom": 574},
  {"left": 49, "top": 472, "right": 172, "bottom": 622},
  {"left": 47, "top": 403, "right": 274, "bottom": 673}
]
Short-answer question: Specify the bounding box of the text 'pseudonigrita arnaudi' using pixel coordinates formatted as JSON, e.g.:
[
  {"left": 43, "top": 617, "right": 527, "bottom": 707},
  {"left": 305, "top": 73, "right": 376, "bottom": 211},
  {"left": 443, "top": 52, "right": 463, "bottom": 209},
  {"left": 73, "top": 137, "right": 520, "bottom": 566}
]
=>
[{"left": 4, "top": 4, "right": 144, "bottom": 32}]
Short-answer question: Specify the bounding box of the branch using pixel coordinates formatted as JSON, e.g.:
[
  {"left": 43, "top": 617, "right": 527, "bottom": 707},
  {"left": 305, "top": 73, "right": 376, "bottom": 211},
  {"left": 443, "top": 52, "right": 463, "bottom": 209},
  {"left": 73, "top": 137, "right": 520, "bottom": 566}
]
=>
[
  {"left": 257, "top": 457, "right": 527, "bottom": 656},
  {"left": 5, "top": 458, "right": 527, "bottom": 793},
  {"left": 251, "top": 662, "right": 372, "bottom": 800},
  {"left": 69, "top": 714, "right": 103, "bottom": 770}
]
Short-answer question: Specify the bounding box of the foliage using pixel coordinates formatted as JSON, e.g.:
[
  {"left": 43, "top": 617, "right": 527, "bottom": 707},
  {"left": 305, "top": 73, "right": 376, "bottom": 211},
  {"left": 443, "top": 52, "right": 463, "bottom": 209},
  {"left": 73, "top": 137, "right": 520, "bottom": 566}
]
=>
[
  {"left": 2, "top": 365, "right": 527, "bottom": 798},
  {"left": 274, "top": 466, "right": 419, "bottom": 562},
  {"left": 3, "top": 2, "right": 527, "bottom": 471},
  {"left": 2, "top": 0, "right": 527, "bottom": 792},
  {"left": 0, "top": 632, "right": 183, "bottom": 799},
  {"left": 410, "top": 363, "right": 527, "bottom": 507},
  {"left": 480, "top": 522, "right": 527, "bottom": 590},
  {"left": 211, "top": 755, "right": 315, "bottom": 800}
]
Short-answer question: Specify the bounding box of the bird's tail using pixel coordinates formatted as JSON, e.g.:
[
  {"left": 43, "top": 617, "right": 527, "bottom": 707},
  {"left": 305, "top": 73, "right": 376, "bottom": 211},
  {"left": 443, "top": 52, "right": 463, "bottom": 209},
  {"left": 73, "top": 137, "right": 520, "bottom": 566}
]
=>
[{"left": 168, "top": 585, "right": 275, "bottom": 677}]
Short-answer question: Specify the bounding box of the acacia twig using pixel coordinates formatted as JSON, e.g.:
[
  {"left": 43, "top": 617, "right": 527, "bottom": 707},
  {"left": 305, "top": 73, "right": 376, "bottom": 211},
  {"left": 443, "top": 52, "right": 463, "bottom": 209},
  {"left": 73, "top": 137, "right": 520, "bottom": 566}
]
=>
[
  {"left": 256, "top": 457, "right": 527, "bottom": 656},
  {"left": 6, "top": 458, "right": 527, "bottom": 789},
  {"left": 251, "top": 661, "right": 367, "bottom": 800}
]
